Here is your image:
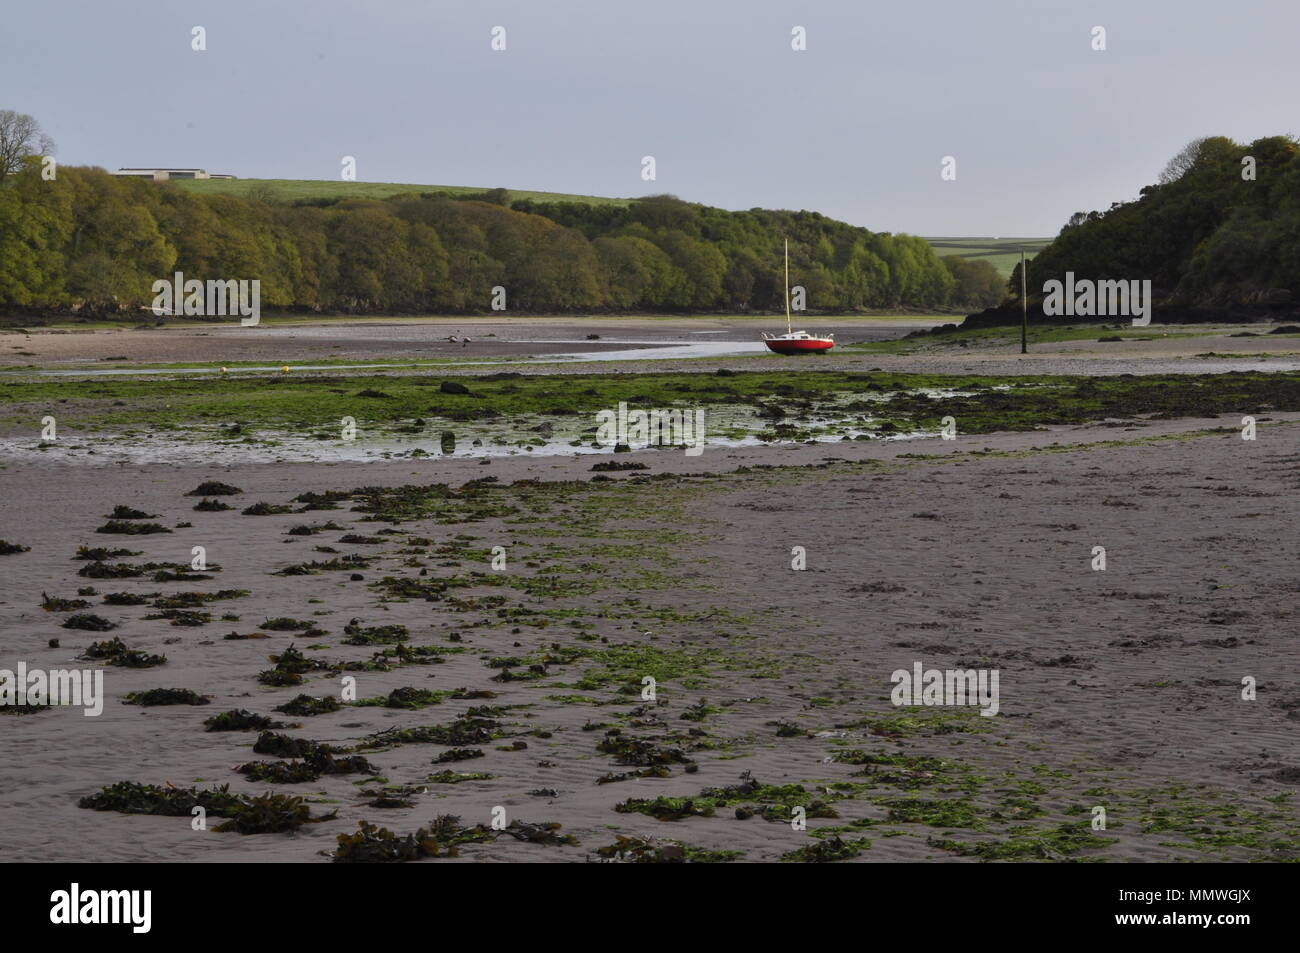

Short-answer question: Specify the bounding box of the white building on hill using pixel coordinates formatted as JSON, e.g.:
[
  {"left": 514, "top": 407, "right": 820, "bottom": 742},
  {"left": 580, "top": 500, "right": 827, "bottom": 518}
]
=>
[{"left": 112, "top": 168, "right": 236, "bottom": 181}]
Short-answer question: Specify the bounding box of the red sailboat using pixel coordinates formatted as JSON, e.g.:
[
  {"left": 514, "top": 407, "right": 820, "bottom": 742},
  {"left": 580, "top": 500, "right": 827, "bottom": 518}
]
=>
[{"left": 762, "top": 238, "right": 834, "bottom": 355}]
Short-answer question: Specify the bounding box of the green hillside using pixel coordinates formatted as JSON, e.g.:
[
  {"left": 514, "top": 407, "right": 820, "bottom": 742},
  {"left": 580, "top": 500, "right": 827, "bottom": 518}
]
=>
[
  {"left": 172, "top": 177, "right": 630, "bottom": 207},
  {"left": 924, "top": 237, "right": 1052, "bottom": 278},
  {"left": 178, "top": 182, "right": 1039, "bottom": 280},
  {"left": 1024, "top": 135, "right": 1300, "bottom": 305},
  {"left": 0, "top": 166, "right": 1008, "bottom": 317}
]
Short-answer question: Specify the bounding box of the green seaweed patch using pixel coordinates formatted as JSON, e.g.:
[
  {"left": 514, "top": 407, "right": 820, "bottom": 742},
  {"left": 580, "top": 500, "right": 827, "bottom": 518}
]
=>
[
  {"left": 383, "top": 644, "right": 464, "bottom": 664},
  {"left": 426, "top": 770, "right": 494, "bottom": 784},
  {"left": 78, "top": 560, "right": 210, "bottom": 581},
  {"left": 79, "top": 781, "right": 243, "bottom": 817},
  {"left": 275, "top": 554, "right": 370, "bottom": 575},
  {"left": 928, "top": 821, "right": 1114, "bottom": 860},
  {"left": 186, "top": 481, "right": 242, "bottom": 496},
  {"left": 62, "top": 613, "right": 117, "bottom": 631},
  {"left": 876, "top": 796, "right": 985, "bottom": 830},
  {"left": 1133, "top": 786, "right": 1300, "bottom": 857},
  {"left": 597, "top": 730, "right": 692, "bottom": 766},
  {"left": 101, "top": 591, "right": 156, "bottom": 606},
  {"left": 348, "top": 481, "right": 520, "bottom": 526},
  {"left": 143, "top": 608, "right": 212, "bottom": 626},
  {"left": 42, "top": 593, "right": 91, "bottom": 612},
  {"left": 596, "top": 835, "right": 742, "bottom": 863},
  {"left": 104, "top": 505, "right": 158, "bottom": 520},
  {"left": 331, "top": 815, "right": 494, "bottom": 863},
  {"left": 330, "top": 814, "right": 575, "bottom": 862},
  {"left": 700, "top": 773, "right": 841, "bottom": 822},
  {"left": 74, "top": 546, "right": 139, "bottom": 561},
  {"left": 213, "top": 793, "right": 332, "bottom": 834},
  {"left": 80, "top": 637, "right": 165, "bottom": 668},
  {"left": 236, "top": 761, "right": 324, "bottom": 784},
  {"left": 680, "top": 699, "right": 719, "bottom": 722},
  {"left": 431, "top": 748, "right": 485, "bottom": 764},
  {"left": 360, "top": 709, "right": 502, "bottom": 750},
  {"left": 260, "top": 617, "right": 325, "bottom": 633},
  {"left": 780, "top": 835, "right": 871, "bottom": 863},
  {"left": 293, "top": 490, "right": 351, "bottom": 510},
  {"left": 613, "top": 769, "right": 837, "bottom": 821},
  {"left": 151, "top": 590, "right": 248, "bottom": 609},
  {"left": 597, "top": 767, "right": 672, "bottom": 784},
  {"left": 615, "top": 795, "right": 716, "bottom": 822},
  {"left": 354, "top": 687, "right": 449, "bottom": 710},
  {"left": 204, "top": 709, "right": 288, "bottom": 732},
  {"left": 242, "top": 501, "right": 294, "bottom": 516},
  {"left": 496, "top": 820, "right": 579, "bottom": 846},
  {"left": 590, "top": 461, "right": 649, "bottom": 472},
  {"left": 80, "top": 780, "right": 334, "bottom": 835},
  {"left": 151, "top": 567, "right": 216, "bottom": 582},
  {"left": 342, "top": 621, "right": 410, "bottom": 645},
  {"left": 769, "top": 720, "right": 807, "bottom": 738},
  {"left": 95, "top": 520, "right": 171, "bottom": 535},
  {"left": 238, "top": 750, "right": 376, "bottom": 783},
  {"left": 841, "top": 707, "right": 992, "bottom": 738},
  {"left": 122, "top": 688, "right": 209, "bottom": 706},
  {"left": 287, "top": 521, "right": 345, "bottom": 535},
  {"left": 368, "top": 573, "right": 483, "bottom": 602},
  {"left": 274, "top": 694, "right": 342, "bottom": 716},
  {"left": 574, "top": 643, "right": 732, "bottom": 692},
  {"left": 253, "top": 732, "right": 347, "bottom": 758},
  {"left": 838, "top": 751, "right": 977, "bottom": 792},
  {"left": 258, "top": 643, "right": 330, "bottom": 686}
]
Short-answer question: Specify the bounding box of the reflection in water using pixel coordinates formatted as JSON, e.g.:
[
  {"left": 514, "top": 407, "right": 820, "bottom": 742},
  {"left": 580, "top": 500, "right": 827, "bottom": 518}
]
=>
[{"left": 5, "top": 339, "right": 774, "bottom": 377}]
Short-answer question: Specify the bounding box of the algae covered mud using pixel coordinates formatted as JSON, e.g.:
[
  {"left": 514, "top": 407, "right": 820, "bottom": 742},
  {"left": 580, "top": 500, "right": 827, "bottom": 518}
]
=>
[
  {"left": 2, "top": 321, "right": 1299, "bottom": 863},
  {"left": 2, "top": 359, "right": 1298, "bottom": 465}
]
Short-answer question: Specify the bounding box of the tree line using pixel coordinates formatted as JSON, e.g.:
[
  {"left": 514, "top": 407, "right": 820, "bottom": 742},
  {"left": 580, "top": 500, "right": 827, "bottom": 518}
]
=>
[
  {"left": 1008, "top": 135, "right": 1300, "bottom": 316},
  {"left": 0, "top": 163, "right": 1003, "bottom": 319}
]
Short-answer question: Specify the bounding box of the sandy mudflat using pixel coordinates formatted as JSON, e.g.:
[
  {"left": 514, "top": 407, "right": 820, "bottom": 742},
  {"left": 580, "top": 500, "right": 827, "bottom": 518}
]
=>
[
  {"left": 0, "top": 412, "right": 1296, "bottom": 862},
  {"left": 2, "top": 317, "right": 1297, "bottom": 380},
  {"left": 0, "top": 316, "right": 939, "bottom": 368}
]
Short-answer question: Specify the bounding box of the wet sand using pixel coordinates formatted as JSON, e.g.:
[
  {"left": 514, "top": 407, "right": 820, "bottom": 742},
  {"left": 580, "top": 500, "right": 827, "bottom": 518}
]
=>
[
  {"left": 1, "top": 412, "right": 1296, "bottom": 862},
  {"left": 0, "top": 316, "right": 940, "bottom": 368},
  {"left": 3, "top": 316, "right": 1296, "bottom": 379}
]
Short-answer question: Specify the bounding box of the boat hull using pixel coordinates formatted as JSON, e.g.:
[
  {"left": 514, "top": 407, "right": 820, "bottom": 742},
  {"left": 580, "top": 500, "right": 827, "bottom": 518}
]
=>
[{"left": 764, "top": 338, "right": 834, "bottom": 354}]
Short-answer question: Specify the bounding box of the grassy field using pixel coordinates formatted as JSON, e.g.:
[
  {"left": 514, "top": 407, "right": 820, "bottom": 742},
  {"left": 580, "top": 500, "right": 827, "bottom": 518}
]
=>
[
  {"left": 171, "top": 178, "right": 632, "bottom": 207},
  {"left": 923, "top": 237, "right": 1053, "bottom": 278}
]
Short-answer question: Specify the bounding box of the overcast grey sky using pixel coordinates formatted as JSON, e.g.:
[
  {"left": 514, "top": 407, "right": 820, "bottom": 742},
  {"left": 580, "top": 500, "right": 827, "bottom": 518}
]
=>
[{"left": 4, "top": 0, "right": 1296, "bottom": 236}]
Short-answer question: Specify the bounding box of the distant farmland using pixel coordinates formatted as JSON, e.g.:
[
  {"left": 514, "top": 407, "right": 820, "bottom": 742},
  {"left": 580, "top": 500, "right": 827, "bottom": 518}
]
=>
[
  {"left": 924, "top": 237, "right": 1052, "bottom": 278},
  {"left": 170, "top": 178, "right": 632, "bottom": 207}
]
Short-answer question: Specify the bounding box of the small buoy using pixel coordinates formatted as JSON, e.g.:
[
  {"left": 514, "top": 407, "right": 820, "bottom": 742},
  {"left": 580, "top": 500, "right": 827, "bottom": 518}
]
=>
[
  {"left": 220, "top": 367, "right": 228, "bottom": 373},
  {"left": 281, "top": 365, "right": 289, "bottom": 372}
]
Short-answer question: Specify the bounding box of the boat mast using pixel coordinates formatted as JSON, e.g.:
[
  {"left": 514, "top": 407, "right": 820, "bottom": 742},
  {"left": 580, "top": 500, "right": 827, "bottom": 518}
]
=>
[{"left": 784, "top": 238, "right": 791, "bottom": 335}]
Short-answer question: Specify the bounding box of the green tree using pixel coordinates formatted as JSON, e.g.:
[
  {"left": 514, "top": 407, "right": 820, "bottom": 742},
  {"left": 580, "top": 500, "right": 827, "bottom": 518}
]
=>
[{"left": 0, "top": 110, "right": 54, "bottom": 180}]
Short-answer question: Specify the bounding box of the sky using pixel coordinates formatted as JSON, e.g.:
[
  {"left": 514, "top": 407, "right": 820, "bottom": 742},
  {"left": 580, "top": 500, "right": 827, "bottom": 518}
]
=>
[{"left": 3, "top": 0, "right": 1297, "bottom": 237}]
